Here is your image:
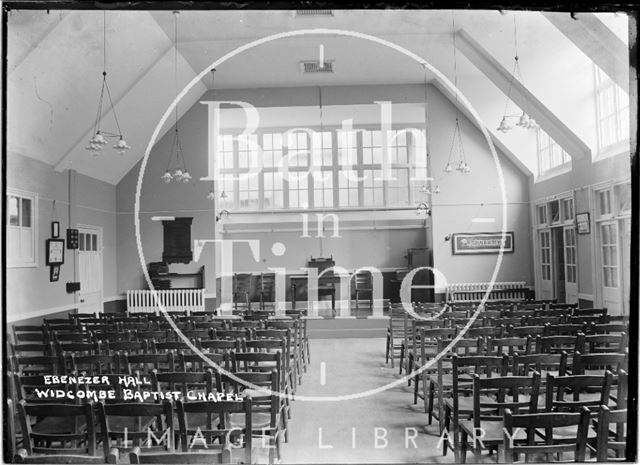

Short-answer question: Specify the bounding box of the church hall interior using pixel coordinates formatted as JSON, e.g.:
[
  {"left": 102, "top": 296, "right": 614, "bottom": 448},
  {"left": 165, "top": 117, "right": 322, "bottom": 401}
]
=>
[{"left": 4, "top": 6, "right": 636, "bottom": 464}]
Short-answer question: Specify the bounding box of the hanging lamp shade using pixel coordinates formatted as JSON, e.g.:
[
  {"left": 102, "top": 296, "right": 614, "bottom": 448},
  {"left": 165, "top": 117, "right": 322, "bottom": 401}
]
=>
[
  {"left": 497, "top": 116, "right": 511, "bottom": 133},
  {"left": 86, "top": 13, "right": 130, "bottom": 156}
]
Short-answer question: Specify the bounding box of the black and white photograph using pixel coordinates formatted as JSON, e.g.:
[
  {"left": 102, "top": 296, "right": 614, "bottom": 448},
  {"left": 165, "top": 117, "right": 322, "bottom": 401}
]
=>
[{"left": 3, "top": 3, "right": 638, "bottom": 464}]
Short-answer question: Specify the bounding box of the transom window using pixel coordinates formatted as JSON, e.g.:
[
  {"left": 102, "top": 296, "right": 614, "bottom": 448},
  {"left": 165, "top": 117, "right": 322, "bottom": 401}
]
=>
[
  {"left": 536, "top": 129, "right": 570, "bottom": 175},
  {"left": 594, "top": 66, "right": 629, "bottom": 152},
  {"left": 7, "top": 189, "right": 37, "bottom": 267},
  {"left": 216, "top": 126, "right": 420, "bottom": 211},
  {"left": 595, "top": 182, "right": 631, "bottom": 220}
]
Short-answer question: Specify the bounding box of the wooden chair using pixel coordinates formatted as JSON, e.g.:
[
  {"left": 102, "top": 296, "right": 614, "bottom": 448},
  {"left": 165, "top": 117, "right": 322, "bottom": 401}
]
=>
[
  {"left": 586, "top": 322, "right": 628, "bottom": 335},
  {"left": 455, "top": 373, "right": 541, "bottom": 463},
  {"left": 11, "top": 355, "right": 63, "bottom": 376},
  {"left": 266, "top": 319, "right": 307, "bottom": 373},
  {"left": 513, "top": 352, "right": 568, "bottom": 380},
  {"left": 151, "top": 370, "right": 214, "bottom": 399},
  {"left": 386, "top": 305, "right": 407, "bottom": 369},
  {"left": 582, "top": 333, "right": 628, "bottom": 354},
  {"left": 124, "top": 353, "right": 176, "bottom": 374},
  {"left": 152, "top": 340, "right": 197, "bottom": 354},
  {"left": 544, "top": 323, "right": 586, "bottom": 336},
  {"left": 506, "top": 325, "right": 545, "bottom": 338},
  {"left": 572, "top": 352, "right": 627, "bottom": 376},
  {"left": 410, "top": 326, "right": 456, "bottom": 398},
  {"left": 254, "top": 328, "right": 300, "bottom": 388},
  {"left": 11, "top": 343, "right": 52, "bottom": 357},
  {"left": 96, "top": 400, "right": 174, "bottom": 458},
  {"left": 536, "top": 334, "right": 584, "bottom": 354},
  {"left": 502, "top": 407, "right": 590, "bottom": 463},
  {"left": 424, "top": 337, "right": 484, "bottom": 424},
  {"left": 353, "top": 270, "right": 373, "bottom": 309},
  {"left": 441, "top": 355, "right": 510, "bottom": 458},
  {"left": 546, "top": 371, "right": 614, "bottom": 418},
  {"left": 175, "top": 398, "right": 251, "bottom": 463},
  {"left": 233, "top": 273, "right": 253, "bottom": 312},
  {"left": 403, "top": 319, "right": 450, "bottom": 378},
  {"left": 105, "top": 340, "right": 149, "bottom": 355},
  {"left": 593, "top": 405, "right": 627, "bottom": 461},
  {"left": 68, "top": 353, "right": 119, "bottom": 374},
  {"left": 486, "top": 336, "right": 532, "bottom": 356},
  {"left": 14, "top": 374, "right": 76, "bottom": 405},
  {"left": 197, "top": 338, "right": 239, "bottom": 353},
  {"left": 467, "top": 326, "right": 504, "bottom": 339},
  {"left": 216, "top": 370, "right": 285, "bottom": 464},
  {"left": 12, "top": 326, "right": 46, "bottom": 344},
  {"left": 16, "top": 400, "right": 112, "bottom": 462},
  {"left": 258, "top": 272, "right": 276, "bottom": 310},
  {"left": 243, "top": 337, "right": 294, "bottom": 402},
  {"left": 178, "top": 351, "right": 228, "bottom": 373}
]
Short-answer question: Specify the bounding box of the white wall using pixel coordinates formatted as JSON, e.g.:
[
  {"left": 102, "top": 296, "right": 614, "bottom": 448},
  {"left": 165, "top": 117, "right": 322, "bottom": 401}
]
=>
[
  {"left": 116, "top": 83, "right": 533, "bottom": 297},
  {"left": 6, "top": 152, "right": 118, "bottom": 321}
]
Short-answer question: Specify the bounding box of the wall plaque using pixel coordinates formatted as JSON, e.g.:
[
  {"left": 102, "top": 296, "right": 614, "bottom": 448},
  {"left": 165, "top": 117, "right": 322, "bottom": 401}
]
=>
[{"left": 452, "top": 232, "right": 514, "bottom": 255}]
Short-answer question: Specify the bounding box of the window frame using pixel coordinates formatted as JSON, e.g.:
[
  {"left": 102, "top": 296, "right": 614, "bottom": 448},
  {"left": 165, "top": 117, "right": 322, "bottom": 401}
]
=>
[
  {"left": 536, "top": 128, "right": 571, "bottom": 177},
  {"left": 216, "top": 124, "right": 418, "bottom": 212},
  {"left": 594, "top": 65, "right": 630, "bottom": 156},
  {"left": 6, "top": 188, "right": 39, "bottom": 268}
]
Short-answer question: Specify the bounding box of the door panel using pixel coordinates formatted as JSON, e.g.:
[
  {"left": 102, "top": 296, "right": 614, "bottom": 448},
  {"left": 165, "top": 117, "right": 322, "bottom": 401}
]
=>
[
  {"left": 563, "top": 227, "right": 578, "bottom": 304},
  {"left": 538, "top": 230, "right": 554, "bottom": 300},
  {"left": 599, "top": 221, "right": 621, "bottom": 315},
  {"left": 77, "top": 227, "right": 102, "bottom": 314}
]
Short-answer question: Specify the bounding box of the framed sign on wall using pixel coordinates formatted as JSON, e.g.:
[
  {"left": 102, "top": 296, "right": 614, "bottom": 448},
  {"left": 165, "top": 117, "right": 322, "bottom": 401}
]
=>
[
  {"left": 576, "top": 212, "right": 590, "bottom": 234},
  {"left": 46, "top": 239, "right": 65, "bottom": 265},
  {"left": 452, "top": 232, "right": 515, "bottom": 255}
]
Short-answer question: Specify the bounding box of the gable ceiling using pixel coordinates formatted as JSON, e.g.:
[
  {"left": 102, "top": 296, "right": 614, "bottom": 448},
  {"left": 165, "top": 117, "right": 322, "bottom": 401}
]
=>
[{"left": 6, "top": 8, "right": 630, "bottom": 184}]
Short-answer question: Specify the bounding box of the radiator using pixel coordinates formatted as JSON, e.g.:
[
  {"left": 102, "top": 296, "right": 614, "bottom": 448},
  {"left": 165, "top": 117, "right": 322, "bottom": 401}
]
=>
[
  {"left": 126, "top": 289, "right": 205, "bottom": 315},
  {"left": 446, "top": 282, "right": 530, "bottom": 303}
]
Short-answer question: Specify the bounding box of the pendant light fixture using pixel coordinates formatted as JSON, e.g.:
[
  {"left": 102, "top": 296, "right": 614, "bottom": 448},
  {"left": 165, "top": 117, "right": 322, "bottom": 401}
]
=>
[
  {"left": 419, "top": 63, "right": 440, "bottom": 197},
  {"left": 496, "top": 15, "right": 538, "bottom": 133},
  {"left": 443, "top": 11, "right": 471, "bottom": 174},
  {"left": 161, "top": 11, "right": 191, "bottom": 184},
  {"left": 416, "top": 64, "right": 434, "bottom": 216},
  {"left": 86, "top": 11, "right": 130, "bottom": 156}
]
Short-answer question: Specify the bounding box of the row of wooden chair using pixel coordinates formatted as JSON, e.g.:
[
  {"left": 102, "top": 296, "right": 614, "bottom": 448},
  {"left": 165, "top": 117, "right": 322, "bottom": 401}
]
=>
[{"left": 440, "top": 367, "right": 628, "bottom": 462}]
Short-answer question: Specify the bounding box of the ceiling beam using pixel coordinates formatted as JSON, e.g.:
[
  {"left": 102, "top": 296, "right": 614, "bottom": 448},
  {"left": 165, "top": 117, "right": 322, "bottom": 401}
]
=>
[
  {"left": 456, "top": 29, "right": 591, "bottom": 160},
  {"left": 542, "top": 12, "right": 628, "bottom": 92},
  {"left": 431, "top": 79, "right": 533, "bottom": 177}
]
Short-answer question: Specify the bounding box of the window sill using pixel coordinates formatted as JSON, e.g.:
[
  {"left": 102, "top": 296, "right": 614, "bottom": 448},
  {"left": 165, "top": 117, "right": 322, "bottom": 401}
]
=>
[
  {"left": 595, "top": 139, "right": 631, "bottom": 161},
  {"left": 535, "top": 164, "right": 572, "bottom": 183}
]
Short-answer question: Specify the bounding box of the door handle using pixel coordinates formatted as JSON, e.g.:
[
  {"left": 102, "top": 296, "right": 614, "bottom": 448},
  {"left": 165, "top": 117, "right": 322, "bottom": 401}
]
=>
[{"left": 80, "top": 299, "right": 85, "bottom": 303}]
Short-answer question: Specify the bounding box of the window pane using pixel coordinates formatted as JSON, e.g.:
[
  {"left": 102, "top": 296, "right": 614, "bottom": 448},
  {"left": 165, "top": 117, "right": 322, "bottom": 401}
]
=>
[
  {"left": 79, "top": 233, "right": 85, "bottom": 251},
  {"left": 549, "top": 201, "right": 560, "bottom": 223},
  {"left": 8, "top": 196, "right": 19, "bottom": 226},
  {"left": 20, "top": 198, "right": 31, "bottom": 227},
  {"left": 616, "top": 183, "right": 631, "bottom": 212}
]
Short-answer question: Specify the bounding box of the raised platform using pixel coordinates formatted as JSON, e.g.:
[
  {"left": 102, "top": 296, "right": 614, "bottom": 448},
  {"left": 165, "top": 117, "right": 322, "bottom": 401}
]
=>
[{"left": 307, "top": 317, "right": 387, "bottom": 339}]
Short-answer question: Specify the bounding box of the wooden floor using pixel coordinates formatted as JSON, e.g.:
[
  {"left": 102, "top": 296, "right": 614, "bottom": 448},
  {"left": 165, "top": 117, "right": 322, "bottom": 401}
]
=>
[{"left": 281, "top": 338, "right": 453, "bottom": 463}]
